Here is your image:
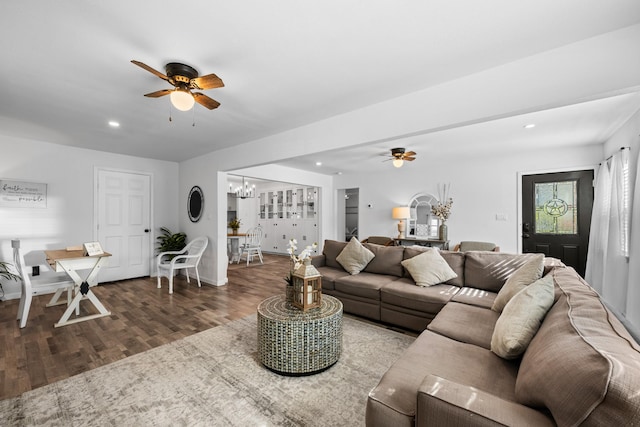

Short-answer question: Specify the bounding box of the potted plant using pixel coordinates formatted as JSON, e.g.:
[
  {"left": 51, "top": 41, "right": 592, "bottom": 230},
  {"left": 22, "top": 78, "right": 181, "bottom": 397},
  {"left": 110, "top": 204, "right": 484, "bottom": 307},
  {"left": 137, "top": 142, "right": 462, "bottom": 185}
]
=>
[
  {"left": 228, "top": 217, "right": 241, "bottom": 235},
  {"left": 0, "top": 261, "right": 21, "bottom": 295},
  {"left": 156, "top": 227, "right": 187, "bottom": 257}
]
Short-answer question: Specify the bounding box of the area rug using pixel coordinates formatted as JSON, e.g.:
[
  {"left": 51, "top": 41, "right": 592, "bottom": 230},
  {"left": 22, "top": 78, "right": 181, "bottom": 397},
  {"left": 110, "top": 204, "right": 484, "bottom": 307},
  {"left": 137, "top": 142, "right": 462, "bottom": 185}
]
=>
[{"left": 1, "top": 314, "right": 415, "bottom": 426}]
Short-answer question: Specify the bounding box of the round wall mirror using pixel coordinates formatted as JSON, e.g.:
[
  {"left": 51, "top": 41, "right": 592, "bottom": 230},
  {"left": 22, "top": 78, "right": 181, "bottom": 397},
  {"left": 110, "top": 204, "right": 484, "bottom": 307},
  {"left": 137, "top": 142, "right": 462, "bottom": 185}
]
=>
[
  {"left": 188, "top": 186, "right": 204, "bottom": 222},
  {"left": 408, "top": 192, "right": 438, "bottom": 237}
]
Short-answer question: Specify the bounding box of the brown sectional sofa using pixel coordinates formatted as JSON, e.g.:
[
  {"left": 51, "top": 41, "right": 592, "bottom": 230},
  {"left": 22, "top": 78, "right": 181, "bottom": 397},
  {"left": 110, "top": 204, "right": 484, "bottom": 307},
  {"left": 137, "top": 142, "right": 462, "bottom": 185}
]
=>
[{"left": 311, "top": 239, "right": 640, "bottom": 426}]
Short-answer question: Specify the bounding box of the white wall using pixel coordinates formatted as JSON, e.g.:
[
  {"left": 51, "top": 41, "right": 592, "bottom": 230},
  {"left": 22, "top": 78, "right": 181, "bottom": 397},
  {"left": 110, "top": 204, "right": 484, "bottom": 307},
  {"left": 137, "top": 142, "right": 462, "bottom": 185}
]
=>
[
  {"left": 0, "top": 135, "right": 179, "bottom": 299},
  {"left": 334, "top": 144, "right": 602, "bottom": 253}
]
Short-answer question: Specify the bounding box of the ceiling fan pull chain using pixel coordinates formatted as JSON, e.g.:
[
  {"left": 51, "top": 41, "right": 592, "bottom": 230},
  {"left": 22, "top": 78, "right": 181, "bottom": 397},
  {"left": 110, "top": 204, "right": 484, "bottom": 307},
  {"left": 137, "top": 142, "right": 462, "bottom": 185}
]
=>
[
  {"left": 169, "top": 103, "right": 172, "bottom": 122},
  {"left": 192, "top": 107, "right": 196, "bottom": 127}
]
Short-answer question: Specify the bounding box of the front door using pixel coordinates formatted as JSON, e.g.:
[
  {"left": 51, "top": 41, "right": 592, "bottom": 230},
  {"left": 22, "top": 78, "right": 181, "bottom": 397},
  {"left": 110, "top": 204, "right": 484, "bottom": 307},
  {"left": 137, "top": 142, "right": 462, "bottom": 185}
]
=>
[
  {"left": 96, "top": 169, "right": 152, "bottom": 282},
  {"left": 522, "top": 170, "right": 594, "bottom": 277}
]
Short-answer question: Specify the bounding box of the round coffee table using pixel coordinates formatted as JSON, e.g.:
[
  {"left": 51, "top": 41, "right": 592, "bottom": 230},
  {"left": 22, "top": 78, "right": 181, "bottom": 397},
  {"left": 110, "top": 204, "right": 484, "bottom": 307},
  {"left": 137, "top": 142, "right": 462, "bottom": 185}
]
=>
[{"left": 257, "top": 294, "right": 343, "bottom": 375}]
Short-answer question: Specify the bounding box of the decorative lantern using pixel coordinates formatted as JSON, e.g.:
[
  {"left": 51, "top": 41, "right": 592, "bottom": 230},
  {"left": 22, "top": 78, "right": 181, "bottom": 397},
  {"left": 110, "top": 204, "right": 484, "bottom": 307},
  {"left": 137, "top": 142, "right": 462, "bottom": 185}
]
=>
[{"left": 292, "top": 258, "right": 322, "bottom": 311}]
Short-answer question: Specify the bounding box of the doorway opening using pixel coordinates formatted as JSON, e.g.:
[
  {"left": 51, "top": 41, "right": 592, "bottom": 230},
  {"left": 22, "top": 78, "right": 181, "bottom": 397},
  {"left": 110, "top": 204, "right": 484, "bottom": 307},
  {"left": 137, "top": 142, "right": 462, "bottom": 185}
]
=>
[{"left": 343, "top": 188, "right": 359, "bottom": 241}]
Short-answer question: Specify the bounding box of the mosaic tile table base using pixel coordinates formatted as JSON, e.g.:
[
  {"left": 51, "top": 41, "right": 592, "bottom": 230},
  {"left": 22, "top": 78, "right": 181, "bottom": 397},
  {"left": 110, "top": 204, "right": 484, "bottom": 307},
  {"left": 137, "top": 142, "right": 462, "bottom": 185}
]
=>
[{"left": 257, "top": 294, "right": 343, "bottom": 375}]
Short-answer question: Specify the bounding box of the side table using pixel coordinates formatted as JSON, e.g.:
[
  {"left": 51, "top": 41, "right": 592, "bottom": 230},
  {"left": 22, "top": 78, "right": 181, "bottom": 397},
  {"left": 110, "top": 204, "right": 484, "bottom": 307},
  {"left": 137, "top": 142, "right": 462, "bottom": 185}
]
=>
[{"left": 257, "top": 294, "right": 343, "bottom": 375}]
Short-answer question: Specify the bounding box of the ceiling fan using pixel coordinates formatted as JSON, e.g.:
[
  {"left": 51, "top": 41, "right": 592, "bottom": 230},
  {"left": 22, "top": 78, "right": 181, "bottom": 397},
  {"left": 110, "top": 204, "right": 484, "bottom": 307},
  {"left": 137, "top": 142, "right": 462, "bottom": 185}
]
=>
[
  {"left": 131, "top": 60, "right": 224, "bottom": 111},
  {"left": 386, "top": 147, "right": 416, "bottom": 168}
]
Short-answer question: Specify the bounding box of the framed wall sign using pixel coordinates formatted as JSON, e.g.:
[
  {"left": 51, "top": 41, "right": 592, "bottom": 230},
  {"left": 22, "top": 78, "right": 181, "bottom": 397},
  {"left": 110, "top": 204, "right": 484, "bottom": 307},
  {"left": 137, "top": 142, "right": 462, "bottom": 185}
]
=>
[
  {"left": 0, "top": 179, "right": 47, "bottom": 208},
  {"left": 188, "top": 185, "right": 204, "bottom": 222}
]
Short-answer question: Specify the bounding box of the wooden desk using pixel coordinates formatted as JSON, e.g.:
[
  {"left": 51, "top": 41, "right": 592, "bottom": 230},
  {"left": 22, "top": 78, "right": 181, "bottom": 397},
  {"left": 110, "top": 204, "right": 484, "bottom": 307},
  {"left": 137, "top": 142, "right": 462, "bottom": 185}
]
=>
[
  {"left": 394, "top": 237, "right": 449, "bottom": 250},
  {"left": 45, "top": 249, "right": 112, "bottom": 327},
  {"left": 227, "top": 234, "right": 246, "bottom": 264}
]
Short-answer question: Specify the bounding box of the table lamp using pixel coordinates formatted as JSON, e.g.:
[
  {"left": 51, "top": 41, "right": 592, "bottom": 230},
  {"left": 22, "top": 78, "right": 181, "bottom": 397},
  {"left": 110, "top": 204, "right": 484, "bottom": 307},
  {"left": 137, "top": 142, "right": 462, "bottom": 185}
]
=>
[{"left": 392, "top": 206, "right": 411, "bottom": 239}]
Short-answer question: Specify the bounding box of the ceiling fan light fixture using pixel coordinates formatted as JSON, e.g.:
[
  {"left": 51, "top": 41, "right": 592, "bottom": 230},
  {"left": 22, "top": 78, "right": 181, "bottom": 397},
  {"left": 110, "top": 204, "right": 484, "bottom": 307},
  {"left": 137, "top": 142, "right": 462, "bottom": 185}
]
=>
[
  {"left": 170, "top": 87, "right": 195, "bottom": 111},
  {"left": 393, "top": 158, "right": 404, "bottom": 168}
]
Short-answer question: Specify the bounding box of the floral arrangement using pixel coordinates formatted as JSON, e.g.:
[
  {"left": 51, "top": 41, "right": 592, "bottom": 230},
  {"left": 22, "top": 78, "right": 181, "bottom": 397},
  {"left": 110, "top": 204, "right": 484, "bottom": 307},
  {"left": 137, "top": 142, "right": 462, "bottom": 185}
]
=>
[
  {"left": 431, "top": 198, "right": 453, "bottom": 222},
  {"left": 228, "top": 217, "right": 241, "bottom": 230},
  {"left": 285, "top": 239, "right": 318, "bottom": 285},
  {"left": 432, "top": 183, "right": 453, "bottom": 222}
]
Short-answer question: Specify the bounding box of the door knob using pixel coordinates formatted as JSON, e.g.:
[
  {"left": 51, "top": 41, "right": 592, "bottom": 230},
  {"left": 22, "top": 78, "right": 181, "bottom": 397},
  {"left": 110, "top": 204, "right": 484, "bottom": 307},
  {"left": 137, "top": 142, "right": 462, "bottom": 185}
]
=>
[
  {"left": 144, "top": 229, "right": 150, "bottom": 233},
  {"left": 523, "top": 233, "right": 530, "bottom": 238}
]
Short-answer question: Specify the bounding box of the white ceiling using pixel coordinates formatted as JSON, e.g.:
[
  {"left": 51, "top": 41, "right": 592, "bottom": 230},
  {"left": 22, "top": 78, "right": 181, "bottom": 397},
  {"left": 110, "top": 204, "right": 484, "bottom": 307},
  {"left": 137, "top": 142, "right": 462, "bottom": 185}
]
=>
[{"left": 2, "top": 1, "right": 640, "bottom": 174}]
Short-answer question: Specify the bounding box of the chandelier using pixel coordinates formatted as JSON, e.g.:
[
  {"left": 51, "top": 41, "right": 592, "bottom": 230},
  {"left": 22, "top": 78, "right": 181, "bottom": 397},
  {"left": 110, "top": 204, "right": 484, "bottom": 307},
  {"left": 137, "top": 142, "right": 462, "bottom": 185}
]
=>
[{"left": 230, "top": 176, "right": 256, "bottom": 199}]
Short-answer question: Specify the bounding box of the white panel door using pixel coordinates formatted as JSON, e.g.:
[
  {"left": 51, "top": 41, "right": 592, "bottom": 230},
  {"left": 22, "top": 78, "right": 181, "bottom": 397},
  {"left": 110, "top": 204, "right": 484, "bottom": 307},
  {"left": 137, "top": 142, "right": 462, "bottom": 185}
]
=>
[{"left": 97, "top": 170, "right": 151, "bottom": 282}]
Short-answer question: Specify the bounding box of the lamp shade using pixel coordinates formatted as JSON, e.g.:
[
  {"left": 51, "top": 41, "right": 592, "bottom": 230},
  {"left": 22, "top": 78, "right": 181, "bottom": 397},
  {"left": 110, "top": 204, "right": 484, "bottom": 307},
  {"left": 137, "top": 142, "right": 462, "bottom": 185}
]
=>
[
  {"left": 392, "top": 206, "right": 410, "bottom": 219},
  {"left": 392, "top": 159, "right": 404, "bottom": 168},
  {"left": 170, "top": 88, "right": 195, "bottom": 111}
]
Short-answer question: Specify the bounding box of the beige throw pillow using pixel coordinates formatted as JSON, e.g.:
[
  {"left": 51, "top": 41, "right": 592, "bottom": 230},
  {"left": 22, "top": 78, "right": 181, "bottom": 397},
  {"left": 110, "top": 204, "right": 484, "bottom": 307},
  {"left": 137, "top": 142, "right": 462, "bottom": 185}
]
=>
[
  {"left": 401, "top": 248, "right": 457, "bottom": 287},
  {"left": 336, "top": 237, "right": 375, "bottom": 275},
  {"left": 491, "top": 274, "right": 554, "bottom": 359},
  {"left": 492, "top": 254, "right": 544, "bottom": 313}
]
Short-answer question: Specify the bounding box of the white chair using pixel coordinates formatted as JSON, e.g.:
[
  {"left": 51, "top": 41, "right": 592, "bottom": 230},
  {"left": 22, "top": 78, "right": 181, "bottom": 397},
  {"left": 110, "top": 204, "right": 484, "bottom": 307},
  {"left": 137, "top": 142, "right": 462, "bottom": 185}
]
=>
[
  {"left": 156, "top": 236, "right": 208, "bottom": 294},
  {"left": 12, "top": 239, "right": 74, "bottom": 328},
  {"left": 237, "top": 226, "right": 264, "bottom": 266}
]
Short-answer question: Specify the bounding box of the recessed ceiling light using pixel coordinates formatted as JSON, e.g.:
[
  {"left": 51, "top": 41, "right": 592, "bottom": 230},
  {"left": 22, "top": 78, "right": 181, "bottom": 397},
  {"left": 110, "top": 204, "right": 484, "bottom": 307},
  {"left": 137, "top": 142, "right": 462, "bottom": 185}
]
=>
[
  {"left": 108, "top": 121, "right": 120, "bottom": 127},
  {"left": 524, "top": 123, "right": 536, "bottom": 129},
  {"left": 336, "top": 172, "right": 343, "bottom": 175},
  {"left": 315, "top": 161, "right": 322, "bottom": 166}
]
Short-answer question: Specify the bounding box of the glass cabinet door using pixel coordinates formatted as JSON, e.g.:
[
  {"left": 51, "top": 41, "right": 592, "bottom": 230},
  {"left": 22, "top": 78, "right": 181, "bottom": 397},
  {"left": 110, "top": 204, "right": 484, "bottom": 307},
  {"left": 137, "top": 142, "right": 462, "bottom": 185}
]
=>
[
  {"left": 259, "top": 192, "right": 266, "bottom": 219},
  {"left": 305, "top": 187, "right": 317, "bottom": 219},
  {"left": 267, "top": 191, "right": 275, "bottom": 219},
  {"left": 285, "top": 189, "right": 294, "bottom": 219}
]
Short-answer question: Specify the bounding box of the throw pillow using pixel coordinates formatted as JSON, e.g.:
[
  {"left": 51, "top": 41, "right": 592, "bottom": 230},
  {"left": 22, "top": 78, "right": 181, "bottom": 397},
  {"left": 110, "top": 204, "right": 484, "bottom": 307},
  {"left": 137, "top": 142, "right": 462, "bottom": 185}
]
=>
[
  {"left": 492, "top": 254, "right": 544, "bottom": 313},
  {"left": 400, "top": 248, "right": 458, "bottom": 287},
  {"left": 491, "top": 274, "right": 555, "bottom": 359},
  {"left": 336, "top": 237, "right": 375, "bottom": 275}
]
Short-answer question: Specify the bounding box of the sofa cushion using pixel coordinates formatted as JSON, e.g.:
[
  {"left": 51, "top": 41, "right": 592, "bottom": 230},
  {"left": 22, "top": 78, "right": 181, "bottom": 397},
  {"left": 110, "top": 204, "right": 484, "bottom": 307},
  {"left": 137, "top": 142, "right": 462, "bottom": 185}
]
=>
[
  {"left": 334, "top": 272, "right": 396, "bottom": 300},
  {"left": 366, "top": 330, "right": 520, "bottom": 427},
  {"left": 322, "top": 239, "right": 348, "bottom": 270},
  {"left": 464, "top": 252, "right": 541, "bottom": 292},
  {"left": 492, "top": 254, "right": 544, "bottom": 312},
  {"left": 363, "top": 243, "right": 405, "bottom": 277},
  {"left": 428, "top": 302, "right": 499, "bottom": 350},
  {"left": 515, "top": 268, "right": 640, "bottom": 426},
  {"left": 491, "top": 274, "right": 554, "bottom": 359},
  {"left": 403, "top": 248, "right": 464, "bottom": 287},
  {"left": 336, "top": 237, "right": 375, "bottom": 274},
  {"left": 450, "top": 287, "right": 497, "bottom": 309},
  {"left": 401, "top": 248, "right": 457, "bottom": 287},
  {"left": 381, "top": 278, "right": 459, "bottom": 314},
  {"left": 315, "top": 266, "right": 350, "bottom": 291}
]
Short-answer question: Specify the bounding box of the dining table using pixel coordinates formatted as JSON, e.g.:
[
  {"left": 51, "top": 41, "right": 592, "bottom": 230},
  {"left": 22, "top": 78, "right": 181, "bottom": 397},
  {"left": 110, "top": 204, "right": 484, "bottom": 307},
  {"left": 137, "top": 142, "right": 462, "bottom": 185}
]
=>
[
  {"left": 227, "top": 233, "right": 246, "bottom": 264},
  {"left": 44, "top": 248, "right": 112, "bottom": 327}
]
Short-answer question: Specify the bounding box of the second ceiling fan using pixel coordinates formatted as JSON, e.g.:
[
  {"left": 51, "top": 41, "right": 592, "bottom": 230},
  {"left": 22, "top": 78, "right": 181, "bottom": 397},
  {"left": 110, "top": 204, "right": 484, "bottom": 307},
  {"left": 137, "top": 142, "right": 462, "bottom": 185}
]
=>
[
  {"left": 387, "top": 147, "right": 416, "bottom": 168},
  {"left": 131, "top": 60, "right": 224, "bottom": 111}
]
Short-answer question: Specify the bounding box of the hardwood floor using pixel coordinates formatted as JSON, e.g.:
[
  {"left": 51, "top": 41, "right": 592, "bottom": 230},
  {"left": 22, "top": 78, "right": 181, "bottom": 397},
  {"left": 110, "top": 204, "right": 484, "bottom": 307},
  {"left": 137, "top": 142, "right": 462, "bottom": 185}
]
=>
[{"left": 0, "top": 253, "right": 290, "bottom": 400}]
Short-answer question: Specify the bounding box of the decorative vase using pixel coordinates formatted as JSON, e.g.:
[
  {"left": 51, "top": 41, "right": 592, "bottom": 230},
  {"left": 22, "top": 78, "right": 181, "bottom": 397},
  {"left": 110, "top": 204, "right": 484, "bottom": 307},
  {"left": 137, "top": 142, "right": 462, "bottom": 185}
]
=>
[
  {"left": 232, "top": 229, "right": 238, "bottom": 235},
  {"left": 439, "top": 223, "right": 448, "bottom": 241}
]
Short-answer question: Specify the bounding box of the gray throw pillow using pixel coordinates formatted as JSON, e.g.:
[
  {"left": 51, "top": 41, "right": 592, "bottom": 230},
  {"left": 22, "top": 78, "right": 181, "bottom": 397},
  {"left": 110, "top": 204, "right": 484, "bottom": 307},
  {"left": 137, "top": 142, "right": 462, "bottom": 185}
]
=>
[
  {"left": 492, "top": 254, "right": 544, "bottom": 312},
  {"left": 336, "top": 237, "right": 375, "bottom": 275},
  {"left": 491, "top": 274, "right": 554, "bottom": 359},
  {"left": 400, "top": 248, "right": 457, "bottom": 287}
]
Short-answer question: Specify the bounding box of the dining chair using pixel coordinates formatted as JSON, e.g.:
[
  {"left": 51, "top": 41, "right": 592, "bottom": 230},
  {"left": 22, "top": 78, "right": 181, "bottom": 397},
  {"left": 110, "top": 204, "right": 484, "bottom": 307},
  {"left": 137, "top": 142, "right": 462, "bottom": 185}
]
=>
[
  {"left": 156, "top": 236, "right": 208, "bottom": 294},
  {"left": 237, "top": 226, "right": 264, "bottom": 266},
  {"left": 13, "top": 239, "right": 74, "bottom": 328}
]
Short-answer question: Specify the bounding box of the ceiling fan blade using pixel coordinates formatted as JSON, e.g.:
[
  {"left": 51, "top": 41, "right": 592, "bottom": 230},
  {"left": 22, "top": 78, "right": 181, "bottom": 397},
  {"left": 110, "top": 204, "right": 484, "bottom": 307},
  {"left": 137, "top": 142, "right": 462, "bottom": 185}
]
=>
[
  {"left": 131, "top": 60, "right": 169, "bottom": 82},
  {"left": 193, "top": 92, "right": 220, "bottom": 110},
  {"left": 143, "top": 89, "right": 172, "bottom": 98},
  {"left": 404, "top": 157, "right": 416, "bottom": 161},
  {"left": 191, "top": 73, "right": 225, "bottom": 90},
  {"left": 404, "top": 151, "right": 416, "bottom": 156}
]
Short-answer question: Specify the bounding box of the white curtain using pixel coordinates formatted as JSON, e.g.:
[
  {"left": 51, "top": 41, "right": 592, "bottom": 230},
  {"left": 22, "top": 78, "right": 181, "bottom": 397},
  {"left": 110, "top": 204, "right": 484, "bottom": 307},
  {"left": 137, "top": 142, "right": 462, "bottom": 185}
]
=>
[
  {"left": 585, "top": 149, "right": 630, "bottom": 314},
  {"left": 626, "top": 146, "right": 640, "bottom": 327}
]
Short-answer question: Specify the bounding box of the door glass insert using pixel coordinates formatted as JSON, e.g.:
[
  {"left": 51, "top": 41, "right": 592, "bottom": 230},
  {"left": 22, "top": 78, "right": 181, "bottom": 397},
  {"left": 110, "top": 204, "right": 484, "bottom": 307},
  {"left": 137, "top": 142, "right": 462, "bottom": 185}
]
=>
[{"left": 534, "top": 180, "right": 577, "bottom": 234}]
